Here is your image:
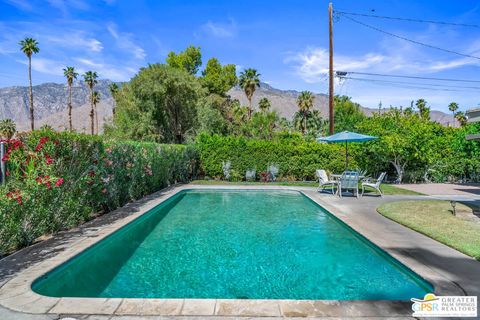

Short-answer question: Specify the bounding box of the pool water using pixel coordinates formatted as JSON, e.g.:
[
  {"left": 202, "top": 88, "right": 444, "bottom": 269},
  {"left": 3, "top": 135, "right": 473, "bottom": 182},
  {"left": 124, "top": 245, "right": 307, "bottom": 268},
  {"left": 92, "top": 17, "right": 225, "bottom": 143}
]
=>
[{"left": 32, "top": 190, "right": 432, "bottom": 300}]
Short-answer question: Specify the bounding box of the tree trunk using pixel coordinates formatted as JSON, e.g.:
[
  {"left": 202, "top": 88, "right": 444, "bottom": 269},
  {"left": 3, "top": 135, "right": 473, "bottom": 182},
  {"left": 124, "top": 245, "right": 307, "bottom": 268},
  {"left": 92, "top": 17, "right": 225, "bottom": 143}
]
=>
[
  {"left": 90, "top": 88, "right": 94, "bottom": 135},
  {"left": 248, "top": 96, "right": 252, "bottom": 119},
  {"left": 68, "top": 83, "right": 73, "bottom": 131},
  {"left": 303, "top": 112, "right": 307, "bottom": 135},
  {"left": 391, "top": 160, "right": 406, "bottom": 184},
  {"left": 28, "top": 55, "right": 34, "bottom": 131},
  {"left": 95, "top": 103, "right": 99, "bottom": 134}
]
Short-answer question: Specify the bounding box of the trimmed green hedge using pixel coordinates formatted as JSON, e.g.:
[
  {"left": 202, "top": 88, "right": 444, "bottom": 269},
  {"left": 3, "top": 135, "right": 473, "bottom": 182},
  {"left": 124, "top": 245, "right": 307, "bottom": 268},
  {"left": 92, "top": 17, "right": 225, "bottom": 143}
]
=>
[
  {"left": 196, "top": 133, "right": 349, "bottom": 180},
  {"left": 0, "top": 129, "right": 197, "bottom": 255}
]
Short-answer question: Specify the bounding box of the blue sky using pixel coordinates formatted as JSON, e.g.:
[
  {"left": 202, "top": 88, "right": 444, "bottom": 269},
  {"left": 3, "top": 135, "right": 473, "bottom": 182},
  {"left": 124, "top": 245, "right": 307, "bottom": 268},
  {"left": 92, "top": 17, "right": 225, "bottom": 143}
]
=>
[{"left": 1, "top": 0, "right": 480, "bottom": 112}]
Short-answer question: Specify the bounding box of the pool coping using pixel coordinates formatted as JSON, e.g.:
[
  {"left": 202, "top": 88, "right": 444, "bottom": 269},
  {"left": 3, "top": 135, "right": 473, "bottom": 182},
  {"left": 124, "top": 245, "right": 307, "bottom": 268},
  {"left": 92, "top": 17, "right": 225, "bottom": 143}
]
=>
[{"left": 0, "top": 185, "right": 469, "bottom": 317}]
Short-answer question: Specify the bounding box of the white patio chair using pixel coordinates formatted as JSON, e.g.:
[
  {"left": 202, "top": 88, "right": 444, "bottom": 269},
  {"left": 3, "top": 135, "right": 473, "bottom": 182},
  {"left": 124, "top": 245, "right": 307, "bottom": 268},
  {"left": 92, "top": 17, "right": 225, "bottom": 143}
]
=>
[
  {"left": 316, "top": 169, "right": 338, "bottom": 194},
  {"left": 361, "top": 172, "right": 386, "bottom": 197},
  {"left": 338, "top": 171, "right": 359, "bottom": 198}
]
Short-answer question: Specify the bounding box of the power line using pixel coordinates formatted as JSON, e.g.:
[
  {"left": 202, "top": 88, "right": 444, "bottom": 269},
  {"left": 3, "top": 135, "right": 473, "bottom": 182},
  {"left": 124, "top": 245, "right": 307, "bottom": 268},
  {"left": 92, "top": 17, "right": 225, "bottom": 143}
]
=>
[
  {"left": 335, "top": 10, "right": 480, "bottom": 28},
  {"left": 337, "top": 71, "right": 480, "bottom": 83},
  {"left": 340, "top": 76, "right": 480, "bottom": 91},
  {"left": 339, "top": 15, "right": 480, "bottom": 61},
  {"left": 340, "top": 76, "right": 472, "bottom": 92}
]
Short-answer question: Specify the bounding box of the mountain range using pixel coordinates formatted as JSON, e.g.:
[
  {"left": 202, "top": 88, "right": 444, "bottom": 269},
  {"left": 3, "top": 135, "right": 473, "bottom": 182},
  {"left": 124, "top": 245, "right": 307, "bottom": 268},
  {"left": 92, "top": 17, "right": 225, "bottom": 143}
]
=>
[{"left": 0, "top": 80, "right": 457, "bottom": 132}]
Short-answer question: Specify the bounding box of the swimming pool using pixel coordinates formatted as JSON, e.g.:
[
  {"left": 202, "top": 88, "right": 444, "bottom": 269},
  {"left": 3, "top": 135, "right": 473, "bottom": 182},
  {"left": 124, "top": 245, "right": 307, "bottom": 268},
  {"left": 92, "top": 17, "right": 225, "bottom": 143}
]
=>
[{"left": 32, "top": 189, "right": 432, "bottom": 300}]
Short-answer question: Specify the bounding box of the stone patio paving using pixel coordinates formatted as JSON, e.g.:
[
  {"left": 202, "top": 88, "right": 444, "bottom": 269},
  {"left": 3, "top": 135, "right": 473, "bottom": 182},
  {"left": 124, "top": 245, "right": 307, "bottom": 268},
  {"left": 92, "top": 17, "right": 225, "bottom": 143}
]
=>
[{"left": 396, "top": 182, "right": 480, "bottom": 197}]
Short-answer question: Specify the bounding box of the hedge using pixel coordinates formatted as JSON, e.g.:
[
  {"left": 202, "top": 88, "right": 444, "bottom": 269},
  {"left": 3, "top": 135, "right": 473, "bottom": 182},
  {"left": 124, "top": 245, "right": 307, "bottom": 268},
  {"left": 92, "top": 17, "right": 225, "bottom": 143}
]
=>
[
  {"left": 0, "top": 129, "right": 197, "bottom": 255},
  {"left": 196, "top": 133, "right": 350, "bottom": 180}
]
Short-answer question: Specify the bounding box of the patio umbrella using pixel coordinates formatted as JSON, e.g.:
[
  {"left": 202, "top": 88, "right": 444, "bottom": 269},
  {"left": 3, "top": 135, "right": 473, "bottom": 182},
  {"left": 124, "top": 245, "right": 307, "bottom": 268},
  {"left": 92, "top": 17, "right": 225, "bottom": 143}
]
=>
[{"left": 317, "top": 131, "right": 377, "bottom": 171}]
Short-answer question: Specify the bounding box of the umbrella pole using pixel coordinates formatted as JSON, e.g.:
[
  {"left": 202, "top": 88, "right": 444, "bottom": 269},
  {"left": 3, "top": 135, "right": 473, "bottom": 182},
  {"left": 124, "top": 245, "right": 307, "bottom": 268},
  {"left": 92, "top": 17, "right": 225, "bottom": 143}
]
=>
[{"left": 345, "top": 141, "right": 348, "bottom": 171}]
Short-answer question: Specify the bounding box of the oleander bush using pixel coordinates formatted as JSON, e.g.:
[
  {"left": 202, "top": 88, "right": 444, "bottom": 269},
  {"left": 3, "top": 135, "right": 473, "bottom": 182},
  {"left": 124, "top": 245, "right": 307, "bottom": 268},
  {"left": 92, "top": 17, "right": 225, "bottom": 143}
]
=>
[
  {"left": 0, "top": 129, "right": 197, "bottom": 255},
  {"left": 196, "top": 133, "right": 350, "bottom": 180}
]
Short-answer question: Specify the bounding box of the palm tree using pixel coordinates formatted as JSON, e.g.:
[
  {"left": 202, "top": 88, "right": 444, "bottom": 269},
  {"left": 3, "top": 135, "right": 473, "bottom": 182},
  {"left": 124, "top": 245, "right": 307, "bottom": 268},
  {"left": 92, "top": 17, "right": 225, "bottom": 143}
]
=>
[
  {"left": 239, "top": 68, "right": 261, "bottom": 119},
  {"left": 83, "top": 71, "right": 98, "bottom": 134},
  {"left": 63, "top": 66, "right": 78, "bottom": 131},
  {"left": 0, "top": 119, "right": 16, "bottom": 140},
  {"left": 455, "top": 111, "right": 467, "bottom": 127},
  {"left": 19, "top": 38, "right": 40, "bottom": 131},
  {"left": 448, "top": 102, "right": 459, "bottom": 127},
  {"left": 109, "top": 83, "right": 119, "bottom": 116},
  {"left": 258, "top": 97, "right": 271, "bottom": 113},
  {"left": 92, "top": 91, "right": 100, "bottom": 134},
  {"left": 296, "top": 91, "right": 315, "bottom": 134}
]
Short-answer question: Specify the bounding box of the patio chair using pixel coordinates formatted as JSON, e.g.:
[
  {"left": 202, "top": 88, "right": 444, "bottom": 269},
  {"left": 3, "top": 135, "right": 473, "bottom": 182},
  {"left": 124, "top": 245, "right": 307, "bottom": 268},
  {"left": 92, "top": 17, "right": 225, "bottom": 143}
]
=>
[
  {"left": 316, "top": 169, "right": 338, "bottom": 194},
  {"left": 338, "top": 171, "right": 359, "bottom": 198},
  {"left": 245, "top": 169, "right": 256, "bottom": 181},
  {"left": 361, "top": 172, "right": 386, "bottom": 197}
]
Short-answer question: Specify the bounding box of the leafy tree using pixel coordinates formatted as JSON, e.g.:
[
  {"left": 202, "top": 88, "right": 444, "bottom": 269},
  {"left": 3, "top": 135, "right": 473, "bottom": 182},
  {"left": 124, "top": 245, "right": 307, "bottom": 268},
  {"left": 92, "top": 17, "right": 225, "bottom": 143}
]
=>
[
  {"left": 357, "top": 109, "right": 446, "bottom": 183},
  {"left": 448, "top": 102, "right": 459, "bottom": 126},
  {"left": 108, "top": 64, "right": 203, "bottom": 143},
  {"left": 166, "top": 46, "right": 202, "bottom": 75},
  {"left": 246, "top": 111, "right": 279, "bottom": 139},
  {"left": 455, "top": 111, "right": 467, "bottom": 127},
  {"left": 19, "top": 37, "right": 40, "bottom": 131},
  {"left": 295, "top": 91, "right": 315, "bottom": 134},
  {"left": 196, "top": 94, "right": 229, "bottom": 135},
  {"left": 333, "top": 95, "right": 366, "bottom": 132},
  {"left": 293, "top": 109, "right": 323, "bottom": 137},
  {"left": 201, "top": 58, "right": 237, "bottom": 96},
  {"left": 415, "top": 98, "right": 430, "bottom": 120},
  {"left": 109, "top": 83, "right": 119, "bottom": 115},
  {"left": 93, "top": 91, "right": 100, "bottom": 134},
  {"left": 83, "top": 71, "right": 98, "bottom": 134},
  {"left": 258, "top": 97, "right": 271, "bottom": 113},
  {"left": 63, "top": 66, "right": 78, "bottom": 131},
  {"left": 239, "top": 68, "right": 261, "bottom": 119},
  {"left": 0, "top": 119, "right": 16, "bottom": 140}
]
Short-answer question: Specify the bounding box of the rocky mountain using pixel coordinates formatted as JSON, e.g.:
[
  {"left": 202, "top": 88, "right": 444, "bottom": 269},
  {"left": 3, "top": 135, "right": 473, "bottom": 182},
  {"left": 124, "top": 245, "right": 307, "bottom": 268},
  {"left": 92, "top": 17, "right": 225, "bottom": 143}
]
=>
[
  {"left": 0, "top": 80, "right": 456, "bottom": 132},
  {"left": 0, "top": 80, "right": 115, "bottom": 132}
]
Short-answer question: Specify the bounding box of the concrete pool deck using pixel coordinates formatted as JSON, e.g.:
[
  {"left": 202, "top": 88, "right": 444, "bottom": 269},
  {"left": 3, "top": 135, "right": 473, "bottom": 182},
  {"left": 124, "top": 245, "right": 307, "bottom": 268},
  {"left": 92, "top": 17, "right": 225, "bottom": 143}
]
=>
[{"left": 0, "top": 184, "right": 479, "bottom": 319}]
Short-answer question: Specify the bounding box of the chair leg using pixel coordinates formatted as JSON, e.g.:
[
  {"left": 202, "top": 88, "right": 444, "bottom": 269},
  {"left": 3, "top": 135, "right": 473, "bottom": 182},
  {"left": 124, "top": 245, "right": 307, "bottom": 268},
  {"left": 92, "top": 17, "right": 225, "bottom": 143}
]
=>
[
  {"left": 378, "top": 187, "right": 383, "bottom": 197},
  {"left": 361, "top": 185, "right": 364, "bottom": 197}
]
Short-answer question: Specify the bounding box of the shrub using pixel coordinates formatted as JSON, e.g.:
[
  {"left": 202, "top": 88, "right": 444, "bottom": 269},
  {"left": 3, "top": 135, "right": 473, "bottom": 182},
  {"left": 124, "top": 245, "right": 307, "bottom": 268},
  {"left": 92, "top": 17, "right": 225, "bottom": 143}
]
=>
[
  {"left": 196, "top": 133, "right": 347, "bottom": 180},
  {"left": 0, "top": 129, "right": 197, "bottom": 255}
]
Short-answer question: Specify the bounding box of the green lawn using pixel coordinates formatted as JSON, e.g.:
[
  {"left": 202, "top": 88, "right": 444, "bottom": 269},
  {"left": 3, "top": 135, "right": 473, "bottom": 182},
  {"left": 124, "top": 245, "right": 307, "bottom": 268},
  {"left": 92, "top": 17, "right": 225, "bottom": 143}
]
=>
[
  {"left": 189, "top": 180, "right": 423, "bottom": 195},
  {"left": 377, "top": 200, "right": 480, "bottom": 260}
]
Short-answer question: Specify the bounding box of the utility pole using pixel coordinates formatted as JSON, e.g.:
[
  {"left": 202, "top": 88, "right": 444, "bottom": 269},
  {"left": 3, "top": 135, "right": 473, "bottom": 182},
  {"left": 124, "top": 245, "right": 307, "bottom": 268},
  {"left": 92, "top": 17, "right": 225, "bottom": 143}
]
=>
[{"left": 328, "top": 2, "right": 334, "bottom": 134}]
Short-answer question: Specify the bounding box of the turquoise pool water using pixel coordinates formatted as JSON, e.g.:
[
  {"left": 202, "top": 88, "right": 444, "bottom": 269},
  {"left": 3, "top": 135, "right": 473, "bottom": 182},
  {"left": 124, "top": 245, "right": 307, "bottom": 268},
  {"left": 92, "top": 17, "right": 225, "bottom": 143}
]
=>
[{"left": 32, "top": 189, "right": 432, "bottom": 300}]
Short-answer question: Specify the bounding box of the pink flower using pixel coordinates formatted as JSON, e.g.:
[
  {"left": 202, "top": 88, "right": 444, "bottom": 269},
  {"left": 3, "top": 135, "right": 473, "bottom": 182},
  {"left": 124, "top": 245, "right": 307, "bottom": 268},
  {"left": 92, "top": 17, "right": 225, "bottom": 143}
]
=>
[
  {"left": 55, "top": 178, "right": 64, "bottom": 187},
  {"left": 101, "top": 188, "right": 107, "bottom": 194}
]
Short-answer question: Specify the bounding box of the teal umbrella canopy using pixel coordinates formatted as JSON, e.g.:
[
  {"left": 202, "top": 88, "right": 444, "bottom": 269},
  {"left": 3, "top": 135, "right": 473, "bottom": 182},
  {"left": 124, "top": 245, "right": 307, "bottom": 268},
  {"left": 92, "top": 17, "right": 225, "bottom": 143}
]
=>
[
  {"left": 317, "top": 131, "right": 377, "bottom": 143},
  {"left": 317, "top": 131, "right": 377, "bottom": 170}
]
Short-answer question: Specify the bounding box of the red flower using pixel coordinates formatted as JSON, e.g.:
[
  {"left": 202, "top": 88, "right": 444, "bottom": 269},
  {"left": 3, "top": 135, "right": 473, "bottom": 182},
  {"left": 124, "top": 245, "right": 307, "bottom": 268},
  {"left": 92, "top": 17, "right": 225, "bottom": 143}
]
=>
[
  {"left": 45, "top": 182, "right": 52, "bottom": 190},
  {"left": 45, "top": 155, "right": 54, "bottom": 165},
  {"left": 5, "top": 170, "right": 9, "bottom": 177},
  {"left": 35, "top": 137, "right": 49, "bottom": 152},
  {"left": 55, "top": 178, "right": 64, "bottom": 187},
  {"left": 88, "top": 170, "right": 95, "bottom": 177},
  {"left": 54, "top": 140, "right": 59, "bottom": 145},
  {"left": 101, "top": 188, "right": 107, "bottom": 194},
  {"left": 16, "top": 196, "right": 23, "bottom": 205}
]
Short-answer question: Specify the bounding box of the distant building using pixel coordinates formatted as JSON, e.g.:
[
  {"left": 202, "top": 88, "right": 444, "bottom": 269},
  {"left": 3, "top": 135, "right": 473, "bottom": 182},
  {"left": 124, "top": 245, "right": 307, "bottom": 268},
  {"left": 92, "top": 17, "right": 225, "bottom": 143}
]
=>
[{"left": 466, "top": 108, "right": 480, "bottom": 140}]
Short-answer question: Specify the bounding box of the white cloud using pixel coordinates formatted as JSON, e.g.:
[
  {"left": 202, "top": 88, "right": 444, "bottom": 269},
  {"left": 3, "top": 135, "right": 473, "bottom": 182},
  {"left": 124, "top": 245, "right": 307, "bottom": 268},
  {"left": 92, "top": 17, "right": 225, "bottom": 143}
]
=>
[
  {"left": 46, "top": 32, "right": 103, "bottom": 52},
  {"left": 286, "top": 46, "right": 480, "bottom": 84},
  {"left": 4, "top": 0, "right": 33, "bottom": 11},
  {"left": 107, "top": 23, "right": 146, "bottom": 60},
  {"left": 74, "top": 57, "right": 134, "bottom": 81},
  {"left": 16, "top": 58, "right": 65, "bottom": 76},
  {"left": 200, "top": 20, "right": 237, "bottom": 38}
]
